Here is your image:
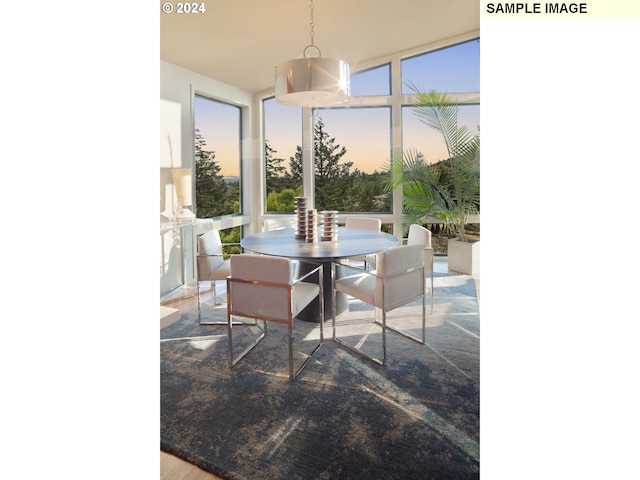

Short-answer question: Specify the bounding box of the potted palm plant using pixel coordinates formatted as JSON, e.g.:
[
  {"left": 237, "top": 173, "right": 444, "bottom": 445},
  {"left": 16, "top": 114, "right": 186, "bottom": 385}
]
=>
[{"left": 387, "top": 86, "right": 480, "bottom": 274}]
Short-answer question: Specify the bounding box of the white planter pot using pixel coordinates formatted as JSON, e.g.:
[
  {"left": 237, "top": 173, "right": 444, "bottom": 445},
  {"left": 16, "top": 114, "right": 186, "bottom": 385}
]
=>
[{"left": 447, "top": 238, "right": 480, "bottom": 275}]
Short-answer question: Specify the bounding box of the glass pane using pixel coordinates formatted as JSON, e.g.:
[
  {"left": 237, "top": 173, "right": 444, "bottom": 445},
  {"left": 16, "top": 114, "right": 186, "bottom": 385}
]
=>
[
  {"left": 220, "top": 227, "right": 241, "bottom": 255},
  {"left": 263, "top": 97, "right": 303, "bottom": 212},
  {"left": 313, "top": 107, "right": 391, "bottom": 212},
  {"left": 401, "top": 39, "right": 480, "bottom": 94},
  {"left": 350, "top": 64, "right": 391, "bottom": 96},
  {"left": 194, "top": 95, "right": 241, "bottom": 217},
  {"left": 402, "top": 104, "right": 480, "bottom": 164}
]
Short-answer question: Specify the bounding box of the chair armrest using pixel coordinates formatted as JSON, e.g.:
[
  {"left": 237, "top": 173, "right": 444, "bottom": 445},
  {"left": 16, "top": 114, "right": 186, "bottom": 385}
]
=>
[
  {"left": 228, "top": 262, "right": 321, "bottom": 289},
  {"left": 294, "top": 263, "right": 323, "bottom": 285},
  {"left": 332, "top": 260, "right": 379, "bottom": 277},
  {"left": 197, "top": 252, "right": 244, "bottom": 256},
  {"left": 335, "top": 258, "right": 425, "bottom": 279}
]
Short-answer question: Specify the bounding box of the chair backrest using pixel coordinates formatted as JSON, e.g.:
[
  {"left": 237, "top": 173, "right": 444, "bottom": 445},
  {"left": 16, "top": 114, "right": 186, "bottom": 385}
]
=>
[
  {"left": 197, "top": 230, "right": 224, "bottom": 279},
  {"left": 345, "top": 217, "right": 381, "bottom": 231},
  {"left": 228, "top": 255, "right": 293, "bottom": 321},
  {"left": 263, "top": 217, "right": 297, "bottom": 231},
  {"left": 407, "top": 224, "right": 431, "bottom": 248},
  {"left": 407, "top": 224, "right": 433, "bottom": 268},
  {"left": 376, "top": 244, "right": 424, "bottom": 309}
]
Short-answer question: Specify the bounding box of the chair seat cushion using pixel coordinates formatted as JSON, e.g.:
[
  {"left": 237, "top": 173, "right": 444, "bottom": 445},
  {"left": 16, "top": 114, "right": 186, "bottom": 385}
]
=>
[{"left": 335, "top": 273, "right": 377, "bottom": 306}]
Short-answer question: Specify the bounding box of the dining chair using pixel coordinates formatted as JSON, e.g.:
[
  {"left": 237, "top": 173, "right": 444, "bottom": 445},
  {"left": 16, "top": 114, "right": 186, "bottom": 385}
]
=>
[
  {"left": 366, "top": 224, "right": 434, "bottom": 299},
  {"left": 344, "top": 217, "right": 382, "bottom": 268},
  {"left": 344, "top": 216, "right": 381, "bottom": 231},
  {"left": 263, "top": 217, "right": 297, "bottom": 231},
  {"left": 263, "top": 217, "right": 300, "bottom": 278},
  {"left": 196, "top": 229, "right": 237, "bottom": 325},
  {"left": 332, "top": 243, "right": 425, "bottom": 366},
  {"left": 226, "top": 254, "right": 324, "bottom": 380}
]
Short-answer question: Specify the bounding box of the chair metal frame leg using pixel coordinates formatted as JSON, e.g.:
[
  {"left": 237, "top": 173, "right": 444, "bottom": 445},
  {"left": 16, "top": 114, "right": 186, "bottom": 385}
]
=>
[
  {"left": 375, "top": 293, "right": 426, "bottom": 345},
  {"left": 332, "top": 328, "right": 385, "bottom": 366},
  {"left": 376, "top": 269, "right": 426, "bottom": 345},
  {"left": 331, "top": 269, "right": 385, "bottom": 366},
  {"left": 198, "top": 279, "right": 247, "bottom": 326},
  {"left": 291, "top": 275, "right": 324, "bottom": 380},
  {"left": 227, "top": 266, "right": 324, "bottom": 381},
  {"left": 212, "top": 281, "right": 220, "bottom": 305},
  {"left": 430, "top": 271, "right": 434, "bottom": 300},
  {"left": 228, "top": 314, "right": 323, "bottom": 381},
  {"left": 332, "top": 263, "right": 426, "bottom": 366},
  {"left": 429, "top": 256, "right": 434, "bottom": 306},
  {"left": 332, "top": 307, "right": 385, "bottom": 366},
  {"left": 228, "top": 317, "right": 267, "bottom": 370}
]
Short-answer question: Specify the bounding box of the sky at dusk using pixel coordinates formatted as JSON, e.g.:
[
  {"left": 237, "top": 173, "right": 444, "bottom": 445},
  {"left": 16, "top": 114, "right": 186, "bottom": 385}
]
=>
[{"left": 195, "top": 40, "right": 480, "bottom": 177}]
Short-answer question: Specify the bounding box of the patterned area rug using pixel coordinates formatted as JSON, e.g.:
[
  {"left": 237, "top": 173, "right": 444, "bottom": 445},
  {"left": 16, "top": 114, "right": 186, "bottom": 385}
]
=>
[{"left": 161, "top": 271, "right": 480, "bottom": 479}]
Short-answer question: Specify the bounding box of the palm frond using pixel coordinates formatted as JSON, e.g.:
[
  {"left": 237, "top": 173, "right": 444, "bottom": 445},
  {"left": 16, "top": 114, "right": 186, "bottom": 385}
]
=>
[{"left": 390, "top": 85, "right": 480, "bottom": 242}]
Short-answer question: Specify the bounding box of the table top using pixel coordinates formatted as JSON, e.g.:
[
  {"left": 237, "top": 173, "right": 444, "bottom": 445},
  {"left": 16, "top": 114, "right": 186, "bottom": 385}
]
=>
[{"left": 240, "top": 227, "right": 399, "bottom": 261}]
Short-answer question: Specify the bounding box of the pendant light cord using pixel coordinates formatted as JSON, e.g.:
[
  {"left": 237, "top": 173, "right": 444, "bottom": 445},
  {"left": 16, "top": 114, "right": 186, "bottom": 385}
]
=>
[{"left": 303, "top": 0, "right": 321, "bottom": 58}]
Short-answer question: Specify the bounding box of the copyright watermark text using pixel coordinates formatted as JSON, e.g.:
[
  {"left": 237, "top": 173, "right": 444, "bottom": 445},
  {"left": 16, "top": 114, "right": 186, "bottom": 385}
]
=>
[{"left": 162, "top": 2, "right": 206, "bottom": 14}]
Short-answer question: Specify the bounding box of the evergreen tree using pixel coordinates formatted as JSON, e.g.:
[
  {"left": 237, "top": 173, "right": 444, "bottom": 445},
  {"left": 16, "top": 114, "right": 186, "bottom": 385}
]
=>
[
  {"left": 288, "top": 146, "right": 303, "bottom": 183},
  {"left": 288, "top": 117, "right": 353, "bottom": 210},
  {"left": 265, "top": 140, "right": 288, "bottom": 187},
  {"left": 194, "top": 129, "right": 228, "bottom": 218},
  {"left": 314, "top": 117, "right": 353, "bottom": 210},
  {"left": 265, "top": 139, "right": 299, "bottom": 194}
]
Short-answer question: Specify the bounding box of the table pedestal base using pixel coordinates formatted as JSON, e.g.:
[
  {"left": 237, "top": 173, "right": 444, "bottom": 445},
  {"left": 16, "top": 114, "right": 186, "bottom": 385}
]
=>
[{"left": 297, "top": 261, "right": 347, "bottom": 322}]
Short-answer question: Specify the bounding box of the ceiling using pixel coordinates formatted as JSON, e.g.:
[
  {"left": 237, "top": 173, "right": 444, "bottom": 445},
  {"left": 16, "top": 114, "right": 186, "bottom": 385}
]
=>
[{"left": 160, "top": 0, "right": 479, "bottom": 94}]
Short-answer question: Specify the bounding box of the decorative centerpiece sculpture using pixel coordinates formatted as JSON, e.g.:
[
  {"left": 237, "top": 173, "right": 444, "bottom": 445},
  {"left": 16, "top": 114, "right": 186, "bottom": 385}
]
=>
[
  {"left": 294, "top": 196, "right": 309, "bottom": 239},
  {"left": 306, "top": 209, "right": 318, "bottom": 243},
  {"left": 320, "top": 210, "right": 338, "bottom": 241}
]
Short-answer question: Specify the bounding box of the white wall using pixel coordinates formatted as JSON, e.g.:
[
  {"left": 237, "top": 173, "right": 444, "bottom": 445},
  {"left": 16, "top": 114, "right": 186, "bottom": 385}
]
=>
[
  {"left": 160, "top": 61, "right": 252, "bottom": 168},
  {"left": 160, "top": 61, "right": 255, "bottom": 294},
  {"left": 160, "top": 99, "right": 182, "bottom": 219},
  {"left": 160, "top": 60, "right": 254, "bottom": 211}
]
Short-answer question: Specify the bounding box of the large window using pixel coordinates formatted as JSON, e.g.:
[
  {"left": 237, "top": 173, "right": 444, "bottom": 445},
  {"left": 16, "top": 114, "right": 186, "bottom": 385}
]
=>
[
  {"left": 260, "top": 36, "right": 479, "bottom": 235},
  {"left": 401, "top": 39, "right": 480, "bottom": 93},
  {"left": 401, "top": 38, "right": 480, "bottom": 166},
  {"left": 350, "top": 64, "right": 391, "bottom": 96},
  {"left": 402, "top": 105, "right": 480, "bottom": 164},
  {"left": 263, "top": 97, "right": 302, "bottom": 213},
  {"left": 400, "top": 38, "right": 480, "bottom": 251},
  {"left": 312, "top": 107, "right": 392, "bottom": 212},
  {"left": 193, "top": 94, "right": 242, "bottom": 218}
]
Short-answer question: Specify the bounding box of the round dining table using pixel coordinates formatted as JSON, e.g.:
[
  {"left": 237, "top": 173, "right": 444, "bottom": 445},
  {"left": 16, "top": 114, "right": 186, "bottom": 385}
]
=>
[{"left": 240, "top": 227, "right": 399, "bottom": 321}]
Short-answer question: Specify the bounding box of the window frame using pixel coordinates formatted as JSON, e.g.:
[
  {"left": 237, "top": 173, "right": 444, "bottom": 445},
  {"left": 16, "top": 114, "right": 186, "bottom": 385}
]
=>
[{"left": 257, "top": 33, "right": 480, "bottom": 238}]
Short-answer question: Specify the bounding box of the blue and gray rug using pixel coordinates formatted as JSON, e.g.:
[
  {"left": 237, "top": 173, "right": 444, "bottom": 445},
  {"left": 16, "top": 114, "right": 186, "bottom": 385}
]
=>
[{"left": 161, "top": 271, "right": 479, "bottom": 479}]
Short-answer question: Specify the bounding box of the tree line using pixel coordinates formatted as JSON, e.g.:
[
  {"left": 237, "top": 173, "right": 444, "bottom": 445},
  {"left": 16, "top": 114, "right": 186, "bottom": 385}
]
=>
[
  {"left": 195, "top": 117, "right": 391, "bottom": 217},
  {"left": 265, "top": 117, "right": 390, "bottom": 213}
]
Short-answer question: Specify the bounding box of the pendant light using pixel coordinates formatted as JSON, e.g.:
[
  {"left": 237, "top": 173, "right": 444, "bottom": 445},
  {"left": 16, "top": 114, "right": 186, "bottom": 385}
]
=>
[{"left": 274, "top": 0, "right": 350, "bottom": 107}]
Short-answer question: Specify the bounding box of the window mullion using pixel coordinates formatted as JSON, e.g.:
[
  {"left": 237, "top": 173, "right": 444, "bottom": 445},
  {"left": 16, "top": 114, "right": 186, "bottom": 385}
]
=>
[{"left": 302, "top": 107, "right": 315, "bottom": 208}]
